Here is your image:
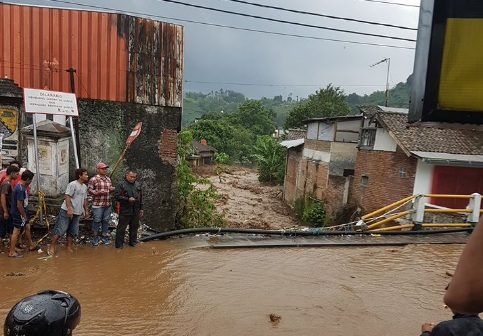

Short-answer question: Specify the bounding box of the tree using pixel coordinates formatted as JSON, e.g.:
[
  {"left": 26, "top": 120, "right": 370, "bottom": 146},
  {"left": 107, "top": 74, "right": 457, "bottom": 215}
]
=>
[
  {"left": 251, "top": 135, "right": 286, "bottom": 184},
  {"left": 284, "top": 84, "right": 351, "bottom": 129},
  {"left": 175, "top": 130, "right": 224, "bottom": 228},
  {"left": 188, "top": 119, "right": 236, "bottom": 158},
  {"left": 234, "top": 100, "right": 276, "bottom": 136}
]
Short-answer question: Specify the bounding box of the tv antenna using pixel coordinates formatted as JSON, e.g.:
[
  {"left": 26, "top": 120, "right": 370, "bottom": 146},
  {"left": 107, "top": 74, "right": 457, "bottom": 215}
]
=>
[{"left": 370, "top": 58, "right": 390, "bottom": 107}]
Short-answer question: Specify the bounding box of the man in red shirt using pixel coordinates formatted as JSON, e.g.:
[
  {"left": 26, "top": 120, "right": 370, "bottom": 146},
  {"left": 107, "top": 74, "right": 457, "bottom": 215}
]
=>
[
  {"left": 0, "top": 165, "right": 20, "bottom": 250},
  {"left": 0, "top": 160, "right": 23, "bottom": 187},
  {"left": 87, "top": 162, "right": 115, "bottom": 246}
]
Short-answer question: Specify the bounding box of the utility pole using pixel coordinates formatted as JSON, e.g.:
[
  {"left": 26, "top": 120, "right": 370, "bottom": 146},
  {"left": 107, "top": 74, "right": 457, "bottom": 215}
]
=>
[
  {"left": 370, "top": 58, "right": 391, "bottom": 107},
  {"left": 66, "top": 68, "right": 81, "bottom": 168}
]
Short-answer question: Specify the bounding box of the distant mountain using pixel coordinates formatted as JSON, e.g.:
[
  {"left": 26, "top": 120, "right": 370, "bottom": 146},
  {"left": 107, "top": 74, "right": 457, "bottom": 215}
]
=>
[
  {"left": 347, "top": 74, "right": 412, "bottom": 112},
  {"left": 182, "top": 90, "right": 299, "bottom": 128},
  {"left": 182, "top": 75, "right": 412, "bottom": 128}
]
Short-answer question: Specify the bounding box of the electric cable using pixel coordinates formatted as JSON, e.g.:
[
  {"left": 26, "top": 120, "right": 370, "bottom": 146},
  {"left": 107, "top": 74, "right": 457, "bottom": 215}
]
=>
[
  {"left": 155, "top": 0, "right": 416, "bottom": 42},
  {"left": 43, "top": 0, "right": 416, "bottom": 48},
  {"left": 219, "top": 0, "right": 417, "bottom": 31}
]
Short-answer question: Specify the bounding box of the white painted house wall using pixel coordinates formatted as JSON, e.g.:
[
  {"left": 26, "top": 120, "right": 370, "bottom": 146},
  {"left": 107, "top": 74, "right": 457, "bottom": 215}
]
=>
[
  {"left": 302, "top": 148, "right": 331, "bottom": 163},
  {"left": 373, "top": 128, "right": 397, "bottom": 151},
  {"left": 413, "top": 160, "right": 434, "bottom": 195}
]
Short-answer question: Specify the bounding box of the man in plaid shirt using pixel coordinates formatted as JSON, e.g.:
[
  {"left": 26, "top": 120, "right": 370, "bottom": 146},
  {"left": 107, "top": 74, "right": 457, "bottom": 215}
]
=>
[{"left": 88, "top": 162, "right": 115, "bottom": 245}]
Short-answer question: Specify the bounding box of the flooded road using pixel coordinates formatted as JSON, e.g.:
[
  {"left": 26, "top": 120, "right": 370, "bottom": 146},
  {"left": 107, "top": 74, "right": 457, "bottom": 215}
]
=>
[{"left": 0, "top": 237, "right": 464, "bottom": 335}]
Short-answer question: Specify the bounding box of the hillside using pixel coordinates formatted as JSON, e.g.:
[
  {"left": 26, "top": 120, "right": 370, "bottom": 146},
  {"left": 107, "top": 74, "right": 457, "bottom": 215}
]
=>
[{"left": 182, "top": 75, "right": 411, "bottom": 128}]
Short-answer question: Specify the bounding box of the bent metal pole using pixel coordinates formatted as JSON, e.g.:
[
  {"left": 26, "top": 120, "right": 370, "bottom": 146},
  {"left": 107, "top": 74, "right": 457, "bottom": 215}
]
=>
[
  {"left": 110, "top": 122, "right": 143, "bottom": 178},
  {"left": 32, "top": 114, "right": 43, "bottom": 224},
  {"left": 68, "top": 116, "right": 79, "bottom": 169}
]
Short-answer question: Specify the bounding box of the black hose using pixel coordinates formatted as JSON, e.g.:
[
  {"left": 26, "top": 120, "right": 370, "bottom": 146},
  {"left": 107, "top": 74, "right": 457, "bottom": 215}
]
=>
[{"left": 138, "top": 227, "right": 473, "bottom": 242}]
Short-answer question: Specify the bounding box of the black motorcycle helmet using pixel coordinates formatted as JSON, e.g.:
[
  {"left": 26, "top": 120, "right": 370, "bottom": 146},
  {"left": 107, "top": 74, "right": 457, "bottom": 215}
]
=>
[{"left": 4, "top": 290, "right": 81, "bottom": 336}]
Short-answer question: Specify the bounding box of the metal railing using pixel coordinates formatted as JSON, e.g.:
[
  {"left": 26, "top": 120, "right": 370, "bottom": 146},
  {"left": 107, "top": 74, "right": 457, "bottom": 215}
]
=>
[{"left": 357, "top": 193, "right": 482, "bottom": 231}]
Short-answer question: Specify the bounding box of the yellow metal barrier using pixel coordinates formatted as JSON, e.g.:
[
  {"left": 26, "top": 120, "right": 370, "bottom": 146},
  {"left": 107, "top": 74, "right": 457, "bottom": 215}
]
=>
[
  {"left": 374, "top": 224, "right": 414, "bottom": 232},
  {"left": 361, "top": 195, "right": 416, "bottom": 220},
  {"left": 422, "top": 223, "right": 471, "bottom": 228},
  {"left": 425, "top": 208, "right": 472, "bottom": 213},
  {"left": 360, "top": 193, "right": 481, "bottom": 231},
  {"left": 366, "top": 211, "right": 411, "bottom": 230},
  {"left": 373, "top": 223, "right": 472, "bottom": 232},
  {"left": 424, "top": 194, "right": 474, "bottom": 198}
]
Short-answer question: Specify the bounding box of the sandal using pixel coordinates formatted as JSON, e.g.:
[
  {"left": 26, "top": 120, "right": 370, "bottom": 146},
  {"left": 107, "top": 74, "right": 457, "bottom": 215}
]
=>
[
  {"left": 28, "top": 245, "right": 41, "bottom": 252},
  {"left": 8, "top": 253, "right": 23, "bottom": 258}
]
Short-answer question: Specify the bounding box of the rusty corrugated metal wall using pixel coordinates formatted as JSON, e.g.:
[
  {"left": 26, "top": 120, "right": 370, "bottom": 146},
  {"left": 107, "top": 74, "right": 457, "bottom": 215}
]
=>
[{"left": 0, "top": 3, "right": 183, "bottom": 107}]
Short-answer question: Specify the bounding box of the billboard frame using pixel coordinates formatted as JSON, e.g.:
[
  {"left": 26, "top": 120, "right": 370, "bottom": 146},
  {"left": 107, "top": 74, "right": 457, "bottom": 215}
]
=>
[{"left": 409, "top": 0, "right": 483, "bottom": 124}]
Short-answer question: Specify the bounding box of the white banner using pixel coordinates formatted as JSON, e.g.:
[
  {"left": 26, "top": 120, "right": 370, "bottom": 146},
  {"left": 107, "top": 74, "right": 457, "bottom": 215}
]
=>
[{"left": 23, "top": 88, "right": 78, "bottom": 116}]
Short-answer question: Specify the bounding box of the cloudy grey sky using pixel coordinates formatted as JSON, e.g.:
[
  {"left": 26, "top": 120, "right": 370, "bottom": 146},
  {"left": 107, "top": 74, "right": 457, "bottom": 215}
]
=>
[{"left": 7, "top": 0, "right": 420, "bottom": 99}]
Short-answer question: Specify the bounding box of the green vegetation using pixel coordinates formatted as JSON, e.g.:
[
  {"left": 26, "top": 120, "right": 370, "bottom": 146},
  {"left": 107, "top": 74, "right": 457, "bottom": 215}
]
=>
[
  {"left": 183, "top": 76, "right": 411, "bottom": 128},
  {"left": 346, "top": 74, "right": 412, "bottom": 111},
  {"left": 187, "top": 100, "right": 276, "bottom": 165},
  {"left": 175, "top": 130, "right": 224, "bottom": 228},
  {"left": 293, "top": 196, "right": 328, "bottom": 227},
  {"left": 183, "top": 90, "right": 299, "bottom": 128},
  {"left": 284, "top": 85, "right": 351, "bottom": 129},
  {"left": 251, "top": 135, "right": 286, "bottom": 184},
  {"left": 182, "top": 76, "right": 411, "bottom": 186}
]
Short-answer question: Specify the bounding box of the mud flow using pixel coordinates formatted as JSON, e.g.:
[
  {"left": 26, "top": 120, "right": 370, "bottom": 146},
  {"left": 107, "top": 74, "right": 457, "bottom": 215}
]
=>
[{"left": 0, "top": 239, "right": 462, "bottom": 335}]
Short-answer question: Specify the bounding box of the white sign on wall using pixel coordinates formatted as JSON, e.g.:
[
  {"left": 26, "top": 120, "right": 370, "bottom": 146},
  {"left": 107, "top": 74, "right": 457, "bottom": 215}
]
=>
[{"left": 23, "top": 88, "right": 78, "bottom": 116}]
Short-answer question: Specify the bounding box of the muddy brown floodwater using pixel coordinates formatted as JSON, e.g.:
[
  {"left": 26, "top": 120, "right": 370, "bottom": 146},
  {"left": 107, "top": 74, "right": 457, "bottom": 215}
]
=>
[
  {"left": 199, "top": 166, "right": 298, "bottom": 230},
  {"left": 0, "top": 237, "right": 464, "bottom": 336},
  {"left": 0, "top": 167, "right": 468, "bottom": 335}
]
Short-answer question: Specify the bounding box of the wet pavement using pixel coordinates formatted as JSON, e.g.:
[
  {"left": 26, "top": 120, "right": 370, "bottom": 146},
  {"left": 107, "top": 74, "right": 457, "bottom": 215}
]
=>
[{"left": 0, "top": 233, "right": 465, "bottom": 335}]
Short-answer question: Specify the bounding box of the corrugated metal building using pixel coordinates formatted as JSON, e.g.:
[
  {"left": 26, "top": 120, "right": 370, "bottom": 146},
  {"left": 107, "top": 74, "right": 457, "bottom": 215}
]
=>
[
  {"left": 0, "top": 2, "right": 183, "bottom": 106},
  {"left": 0, "top": 3, "right": 184, "bottom": 231}
]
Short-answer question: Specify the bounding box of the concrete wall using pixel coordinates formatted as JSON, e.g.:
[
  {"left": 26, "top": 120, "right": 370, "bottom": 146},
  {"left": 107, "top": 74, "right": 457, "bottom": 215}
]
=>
[
  {"left": 77, "top": 99, "right": 180, "bottom": 231},
  {"left": 283, "top": 148, "right": 303, "bottom": 206},
  {"left": 329, "top": 142, "right": 358, "bottom": 176},
  {"left": 325, "top": 175, "right": 349, "bottom": 215},
  {"left": 350, "top": 148, "right": 417, "bottom": 213}
]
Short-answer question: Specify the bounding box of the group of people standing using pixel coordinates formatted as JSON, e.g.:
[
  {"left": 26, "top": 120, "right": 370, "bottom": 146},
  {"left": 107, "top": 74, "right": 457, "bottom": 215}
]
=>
[
  {"left": 0, "top": 161, "right": 37, "bottom": 258},
  {"left": 0, "top": 160, "right": 144, "bottom": 258},
  {"left": 48, "top": 162, "right": 144, "bottom": 255}
]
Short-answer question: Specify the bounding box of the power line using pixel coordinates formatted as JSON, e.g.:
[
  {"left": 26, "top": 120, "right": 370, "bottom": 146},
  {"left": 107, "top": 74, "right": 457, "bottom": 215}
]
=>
[
  {"left": 45, "top": 0, "right": 415, "bottom": 49},
  {"left": 356, "top": 0, "right": 419, "bottom": 8},
  {"left": 219, "top": 0, "right": 417, "bottom": 31},
  {"left": 156, "top": 0, "right": 416, "bottom": 42}
]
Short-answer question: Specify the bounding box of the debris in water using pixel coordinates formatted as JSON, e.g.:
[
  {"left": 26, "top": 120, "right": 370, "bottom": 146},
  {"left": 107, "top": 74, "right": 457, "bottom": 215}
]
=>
[
  {"left": 269, "top": 313, "right": 281, "bottom": 323},
  {"left": 5, "top": 272, "right": 26, "bottom": 277}
]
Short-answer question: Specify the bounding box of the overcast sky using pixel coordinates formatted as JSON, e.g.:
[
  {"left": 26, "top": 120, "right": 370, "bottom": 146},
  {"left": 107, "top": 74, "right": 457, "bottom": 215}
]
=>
[{"left": 6, "top": 0, "right": 421, "bottom": 99}]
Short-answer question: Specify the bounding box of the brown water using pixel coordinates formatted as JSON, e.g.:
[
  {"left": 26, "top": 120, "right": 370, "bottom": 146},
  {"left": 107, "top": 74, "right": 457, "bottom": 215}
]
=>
[{"left": 0, "top": 237, "right": 463, "bottom": 336}]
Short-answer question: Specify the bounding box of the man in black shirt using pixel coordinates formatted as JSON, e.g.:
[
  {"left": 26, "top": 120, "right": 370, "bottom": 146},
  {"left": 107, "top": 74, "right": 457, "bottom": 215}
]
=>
[{"left": 114, "top": 170, "right": 143, "bottom": 249}]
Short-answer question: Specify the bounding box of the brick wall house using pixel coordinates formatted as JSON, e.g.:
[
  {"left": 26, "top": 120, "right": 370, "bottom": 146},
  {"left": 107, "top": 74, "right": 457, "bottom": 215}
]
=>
[
  {"left": 282, "top": 116, "right": 363, "bottom": 215},
  {"left": 283, "top": 139, "right": 304, "bottom": 206},
  {"left": 351, "top": 106, "right": 483, "bottom": 214}
]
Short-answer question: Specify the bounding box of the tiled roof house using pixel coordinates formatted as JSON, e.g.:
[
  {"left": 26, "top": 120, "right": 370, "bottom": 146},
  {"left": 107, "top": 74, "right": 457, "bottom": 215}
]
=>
[
  {"left": 187, "top": 140, "right": 216, "bottom": 166},
  {"left": 352, "top": 105, "right": 483, "bottom": 212}
]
